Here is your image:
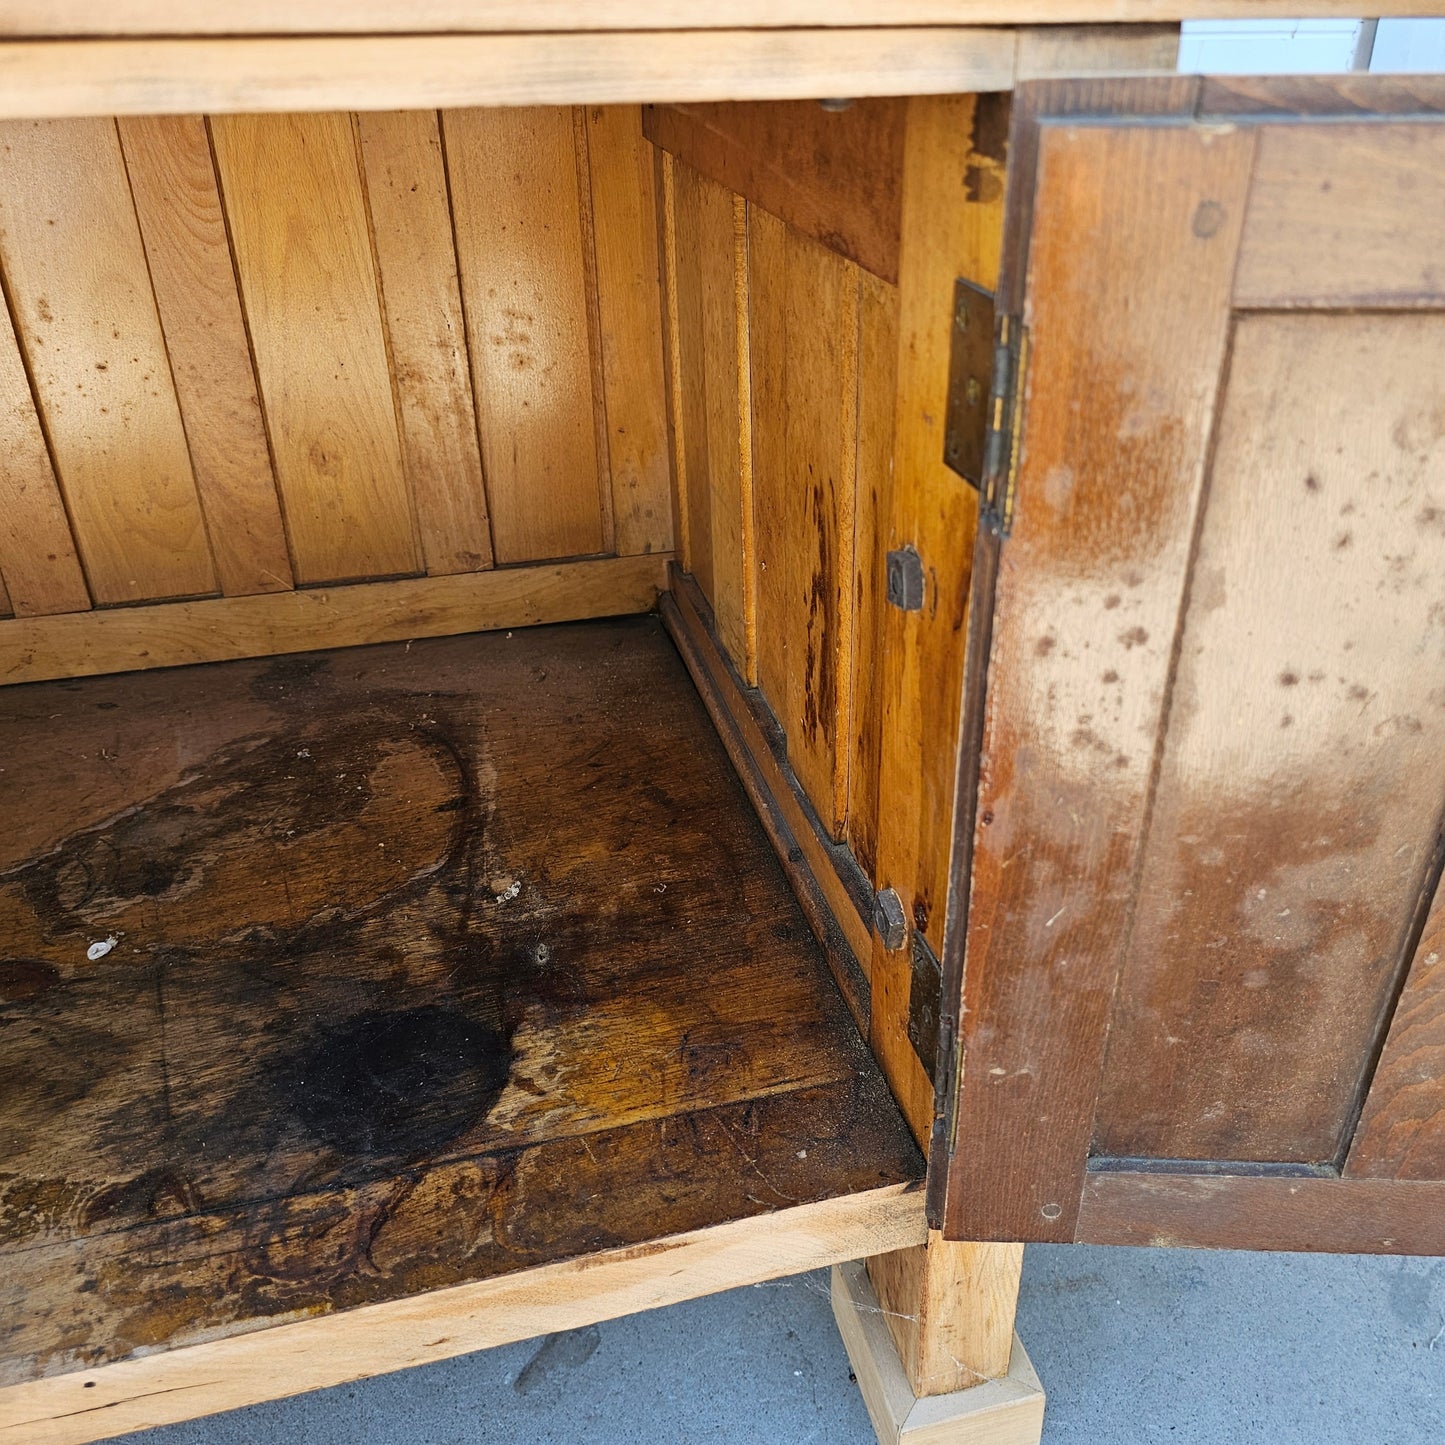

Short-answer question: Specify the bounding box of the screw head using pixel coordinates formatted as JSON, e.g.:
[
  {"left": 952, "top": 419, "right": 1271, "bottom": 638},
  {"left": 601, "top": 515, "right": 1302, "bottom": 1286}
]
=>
[{"left": 873, "top": 888, "right": 907, "bottom": 952}]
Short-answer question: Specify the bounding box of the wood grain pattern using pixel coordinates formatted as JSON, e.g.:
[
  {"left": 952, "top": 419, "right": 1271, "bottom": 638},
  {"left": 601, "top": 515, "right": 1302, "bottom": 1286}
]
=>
[
  {"left": 644, "top": 100, "right": 906, "bottom": 283},
  {"left": 667, "top": 157, "right": 710, "bottom": 588},
  {"left": 356, "top": 109, "right": 494, "bottom": 577},
  {"left": 0, "top": 31, "right": 1023, "bottom": 120},
  {"left": 445, "top": 107, "right": 605, "bottom": 565},
  {"left": 7, "top": 1186, "right": 924, "bottom": 1445},
  {"left": 833, "top": 1263, "right": 1044, "bottom": 1445},
  {"left": 748, "top": 217, "right": 861, "bottom": 835},
  {"left": 1199, "top": 73, "right": 1445, "bottom": 119},
  {"left": 669, "top": 162, "right": 751, "bottom": 672},
  {"left": 0, "top": 620, "right": 922, "bottom": 1402},
  {"left": 945, "top": 119, "right": 1255, "bottom": 1238},
  {"left": 0, "top": 1, "right": 1395, "bottom": 35},
  {"left": 0, "top": 118, "right": 215, "bottom": 605},
  {"left": 869, "top": 94, "right": 1011, "bottom": 1146},
  {"left": 1015, "top": 22, "right": 1180, "bottom": 78},
  {"left": 868, "top": 1234, "right": 1023, "bottom": 1393},
  {"left": 747, "top": 205, "right": 790, "bottom": 717},
  {"left": 585, "top": 105, "right": 673, "bottom": 559},
  {"left": 1234, "top": 122, "right": 1445, "bottom": 309},
  {"left": 846, "top": 270, "right": 900, "bottom": 887},
  {"left": 1093, "top": 313, "right": 1445, "bottom": 1165},
  {"left": 573, "top": 106, "right": 616, "bottom": 557},
  {"left": 1350, "top": 872, "right": 1445, "bottom": 1179},
  {"left": 116, "top": 114, "right": 294, "bottom": 598},
  {"left": 657, "top": 149, "right": 692, "bottom": 570},
  {"left": 1079, "top": 1171, "right": 1445, "bottom": 1255},
  {"left": 211, "top": 112, "right": 418, "bottom": 585},
  {"left": 0, "top": 287, "right": 89, "bottom": 616},
  {"left": 0, "top": 553, "right": 667, "bottom": 686}
]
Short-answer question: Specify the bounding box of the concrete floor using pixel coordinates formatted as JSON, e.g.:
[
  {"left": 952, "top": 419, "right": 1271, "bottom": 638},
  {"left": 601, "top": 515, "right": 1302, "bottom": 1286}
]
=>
[{"left": 134, "top": 1244, "right": 1445, "bottom": 1444}]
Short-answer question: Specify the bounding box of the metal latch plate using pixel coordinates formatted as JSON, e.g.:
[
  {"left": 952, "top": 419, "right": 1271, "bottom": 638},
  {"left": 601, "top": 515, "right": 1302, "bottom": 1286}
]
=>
[
  {"left": 943, "top": 278, "right": 996, "bottom": 488},
  {"left": 907, "top": 932, "right": 944, "bottom": 1083}
]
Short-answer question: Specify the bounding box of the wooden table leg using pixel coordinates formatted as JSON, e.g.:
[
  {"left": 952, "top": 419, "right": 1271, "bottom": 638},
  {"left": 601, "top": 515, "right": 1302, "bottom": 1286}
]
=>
[{"left": 831, "top": 1234, "right": 1044, "bottom": 1443}]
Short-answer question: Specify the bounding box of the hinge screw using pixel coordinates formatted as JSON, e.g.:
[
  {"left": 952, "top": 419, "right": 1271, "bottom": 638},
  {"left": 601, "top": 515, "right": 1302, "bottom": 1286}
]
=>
[{"left": 874, "top": 888, "right": 908, "bottom": 951}]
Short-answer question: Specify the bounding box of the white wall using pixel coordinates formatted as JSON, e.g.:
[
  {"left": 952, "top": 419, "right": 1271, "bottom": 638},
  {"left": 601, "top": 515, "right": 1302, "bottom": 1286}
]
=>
[
  {"left": 1178, "top": 16, "right": 1445, "bottom": 75},
  {"left": 1371, "top": 17, "right": 1445, "bottom": 71}
]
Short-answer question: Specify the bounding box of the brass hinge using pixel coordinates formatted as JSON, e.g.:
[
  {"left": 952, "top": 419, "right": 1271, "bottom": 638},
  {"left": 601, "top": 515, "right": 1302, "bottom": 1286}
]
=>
[
  {"left": 981, "top": 312, "right": 1028, "bottom": 534},
  {"left": 943, "top": 280, "right": 1028, "bottom": 536}
]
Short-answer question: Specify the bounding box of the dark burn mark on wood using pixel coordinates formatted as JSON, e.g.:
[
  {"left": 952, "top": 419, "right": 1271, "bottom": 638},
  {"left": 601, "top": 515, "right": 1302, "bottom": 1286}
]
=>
[
  {"left": 0, "top": 620, "right": 921, "bottom": 1383},
  {"left": 283, "top": 1006, "right": 513, "bottom": 1160}
]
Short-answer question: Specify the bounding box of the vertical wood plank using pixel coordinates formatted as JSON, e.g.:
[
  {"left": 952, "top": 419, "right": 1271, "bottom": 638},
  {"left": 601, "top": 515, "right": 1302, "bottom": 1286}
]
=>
[
  {"left": 1350, "top": 872, "right": 1445, "bottom": 1180},
  {"left": 1094, "top": 313, "right": 1445, "bottom": 1164},
  {"left": 846, "top": 271, "right": 899, "bottom": 886},
  {"left": 747, "top": 204, "right": 790, "bottom": 718},
  {"left": 211, "top": 112, "right": 418, "bottom": 586},
  {"left": 669, "top": 161, "right": 749, "bottom": 671},
  {"left": 733, "top": 194, "right": 757, "bottom": 686},
  {"left": 444, "top": 106, "right": 605, "bottom": 565},
  {"left": 670, "top": 162, "right": 717, "bottom": 613},
  {"left": 946, "top": 122, "right": 1256, "bottom": 1238},
  {"left": 572, "top": 106, "right": 616, "bottom": 556},
  {"left": 585, "top": 106, "right": 672, "bottom": 558},
  {"left": 705, "top": 188, "right": 752, "bottom": 678},
  {"left": 117, "top": 114, "right": 293, "bottom": 598},
  {"left": 701, "top": 181, "right": 751, "bottom": 678},
  {"left": 0, "top": 118, "right": 216, "bottom": 605},
  {"left": 355, "top": 109, "right": 493, "bottom": 576},
  {"left": 0, "top": 571, "right": 11, "bottom": 617},
  {"left": 0, "top": 284, "right": 89, "bottom": 616},
  {"left": 869, "top": 95, "right": 1011, "bottom": 1143},
  {"left": 656, "top": 149, "right": 692, "bottom": 573},
  {"left": 750, "top": 210, "right": 879, "bottom": 844}
]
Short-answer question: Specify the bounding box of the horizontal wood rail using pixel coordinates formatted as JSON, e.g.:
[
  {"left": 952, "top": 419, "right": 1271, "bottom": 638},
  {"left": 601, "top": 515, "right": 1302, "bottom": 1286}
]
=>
[
  {"left": 0, "top": 31, "right": 1019, "bottom": 117},
  {"left": 0, "top": 1183, "right": 926, "bottom": 1445},
  {"left": 0, "top": 1, "right": 1398, "bottom": 35},
  {"left": 0, "top": 24, "right": 1185, "bottom": 118},
  {"left": 0, "top": 553, "right": 669, "bottom": 685},
  {"left": 1079, "top": 1171, "right": 1445, "bottom": 1254}
]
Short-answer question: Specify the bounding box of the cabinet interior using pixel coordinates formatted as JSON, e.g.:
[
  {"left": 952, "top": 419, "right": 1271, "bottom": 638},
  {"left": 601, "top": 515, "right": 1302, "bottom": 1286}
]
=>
[{"left": 0, "top": 95, "right": 990, "bottom": 1406}]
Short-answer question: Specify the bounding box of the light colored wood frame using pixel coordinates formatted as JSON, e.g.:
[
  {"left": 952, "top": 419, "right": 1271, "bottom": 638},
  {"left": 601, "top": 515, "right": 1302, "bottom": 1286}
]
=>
[
  {"left": 1, "top": 1185, "right": 925, "bottom": 1445},
  {"left": 0, "top": 1, "right": 1407, "bottom": 34},
  {"left": 0, "top": 553, "right": 668, "bottom": 686},
  {"left": 0, "top": 25, "right": 1185, "bottom": 119},
  {"left": 832, "top": 1261, "right": 1044, "bottom": 1445}
]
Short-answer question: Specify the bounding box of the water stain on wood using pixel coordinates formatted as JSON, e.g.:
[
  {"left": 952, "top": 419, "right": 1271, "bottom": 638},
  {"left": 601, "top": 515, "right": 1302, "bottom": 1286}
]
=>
[{"left": 0, "top": 618, "right": 921, "bottom": 1383}]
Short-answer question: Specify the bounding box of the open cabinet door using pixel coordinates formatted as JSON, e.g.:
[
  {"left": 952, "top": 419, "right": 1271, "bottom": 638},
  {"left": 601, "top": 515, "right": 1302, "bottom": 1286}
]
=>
[{"left": 938, "top": 74, "right": 1445, "bottom": 1252}]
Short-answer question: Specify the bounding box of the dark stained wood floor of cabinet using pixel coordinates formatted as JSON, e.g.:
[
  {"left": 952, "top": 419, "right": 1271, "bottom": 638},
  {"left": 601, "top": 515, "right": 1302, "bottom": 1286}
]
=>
[{"left": 0, "top": 616, "right": 920, "bottom": 1385}]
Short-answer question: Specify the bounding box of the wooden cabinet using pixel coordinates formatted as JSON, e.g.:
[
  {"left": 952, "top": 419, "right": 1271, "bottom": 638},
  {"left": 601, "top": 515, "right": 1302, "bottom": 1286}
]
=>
[
  {"left": 937, "top": 76, "right": 1445, "bottom": 1255},
  {"left": 0, "top": 14, "right": 1441, "bottom": 1444}
]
